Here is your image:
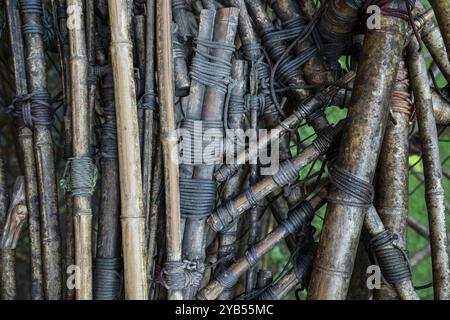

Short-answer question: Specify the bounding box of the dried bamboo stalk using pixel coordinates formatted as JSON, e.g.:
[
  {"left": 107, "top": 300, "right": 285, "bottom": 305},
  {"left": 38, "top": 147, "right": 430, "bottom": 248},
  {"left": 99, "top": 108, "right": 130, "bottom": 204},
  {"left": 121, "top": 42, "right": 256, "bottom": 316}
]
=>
[
  {"left": 20, "top": 0, "right": 62, "bottom": 299},
  {"left": 67, "top": 0, "right": 94, "bottom": 299},
  {"left": 307, "top": 2, "right": 409, "bottom": 300},
  {"left": 407, "top": 37, "right": 450, "bottom": 300},
  {"left": 429, "top": 0, "right": 450, "bottom": 64},
  {"left": 373, "top": 59, "right": 412, "bottom": 300},
  {"left": 53, "top": 0, "right": 75, "bottom": 300},
  {"left": 431, "top": 89, "right": 450, "bottom": 125},
  {"left": 415, "top": 2, "right": 450, "bottom": 84},
  {"left": 183, "top": 7, "right": 240, "bottom": 300},
  {"left": 108, "top": 0, "right": 148, "bottom": 300},
  {"left": 156, "top": 0, "right": 183, "bottom": 300},
  {"left": 199, "top": 188, "right": 327, "bottom": 300},
  {"left": 5, "top": 0, "right": 43, "bottom": 300}
]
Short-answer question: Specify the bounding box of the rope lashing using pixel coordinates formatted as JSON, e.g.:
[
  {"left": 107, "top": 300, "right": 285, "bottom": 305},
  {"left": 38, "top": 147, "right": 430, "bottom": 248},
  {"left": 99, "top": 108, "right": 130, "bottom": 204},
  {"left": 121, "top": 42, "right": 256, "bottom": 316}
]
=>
[
  {"left": 8, "top": 90, "right": 54, "bottom": 128},
  {"left": 189, "top": 38, "right": 235, "bottom": 94},
  {"left": 93, "top": 258, "right": 122, "bottom": 300},
  {"left": 261, "top": 16, "right": 307, "bottom": 59},
  {"left": 282, "top": 200, "right": 315, "bottom": 235},
  {"left": 20, "top": 0, "right": 54, "bottom": 44},
  {"left": 327, "top": 165, "right": 374, "bottom": 207},
  {"left": 273, "top": 160, "right": 299, "bottom": 187},
  {"left": 100, "top": 121, "right": 118, "bottom": 160},
  {"left": 160, "top": 260, "right": 205, "bottom": 290},
  {"left": 367, "top": 230, "right": 412, "bottom": 285},
  {"left": 179, "top": 177, "right": 217, "bottom": 219},
  {"left": 60, "top": 156, "right": 98, "bottom": 197},
  {"left": 214, "top": 268, "right": 240, "bottom": 289}
]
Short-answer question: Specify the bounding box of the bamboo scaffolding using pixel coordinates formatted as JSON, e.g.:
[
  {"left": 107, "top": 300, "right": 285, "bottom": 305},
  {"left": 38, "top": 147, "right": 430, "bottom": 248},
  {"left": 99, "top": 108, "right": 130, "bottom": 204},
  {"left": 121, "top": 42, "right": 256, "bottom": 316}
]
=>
[
  {"left": 156, "top": 0, "right": 182, "bottom": 300},
  {"left": 5, "top": 0, "right": 44, "bottom": 300},
  {"left": 108, "top": 0, "right": 148, "bottom": 300},
  {"left": 307, "top": 2, "right": 409, "bottom": 300},
  {"left": 20, "top": 0, "right": 62, "bottom": 299},
  {"left": 406, "top": 36, "right": 450, "bottom": 300},
  {"left": 415, "top": 2, "right": 450, "bottom": 84}
]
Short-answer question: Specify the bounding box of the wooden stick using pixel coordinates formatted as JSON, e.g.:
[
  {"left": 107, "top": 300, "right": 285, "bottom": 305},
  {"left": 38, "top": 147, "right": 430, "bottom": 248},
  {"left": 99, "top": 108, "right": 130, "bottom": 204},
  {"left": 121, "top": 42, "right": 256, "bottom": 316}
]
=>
[
  {"left": 5, "top": 0, "right": 44, "bottom": 300},
  {"left": 156, "top": 0, "right": 183, "bottom": 300},
  {"left": 20, "top": 0, "right": 62, "bottom": 299},
  {"left": 407, "top": 37, "right": 450, "bottom": 300},
  {"left": 108, "top": 0, "right": 148, "bottom": 300}
]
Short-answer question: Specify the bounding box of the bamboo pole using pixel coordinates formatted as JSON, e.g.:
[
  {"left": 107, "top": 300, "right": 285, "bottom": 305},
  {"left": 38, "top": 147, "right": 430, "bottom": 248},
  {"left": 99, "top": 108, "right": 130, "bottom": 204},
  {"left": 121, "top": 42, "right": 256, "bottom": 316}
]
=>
[
  {"left": 373, "top": 59, "right": 412, "bottom": 300},
  {"left": 364, "top": 206, "right": 419, "bottom": 300},
  {"left": 183, "top": 7, "right": 240, "bottom": 300},
  {"left": 66, "top": 0, "right": 94, "bottom": 299},
  {"left": 1, "top": 177, "right": 27, "bottom": 300},
  {"left": 429, "top": 0, "right": 450, "bottom": 64},
  {"left": 20, "top": 0, "right": 62, "bottom": 299},
  {"left": 156, "top": 0, "right": 182, "bottom": 300},
  {"left": 95, "top": 70, "right": 122, "bottom": 300},
  {"left": 415, "top": 2, "right": 450, "bottom": 84},
  {"left": 143, "top": 1, "right": 157, "bottom": 277},
  {"left": 5, "top": 0, "right": 44, "bottom": 300},
  {"left": 108, "top": 0, "right": 148, "bottom": 300},
  {"left": 307, "top": 1, "right": 409, "bottom": 300},
  {"left": 407, "top": 36, "right": 450, "bottom": 300}
]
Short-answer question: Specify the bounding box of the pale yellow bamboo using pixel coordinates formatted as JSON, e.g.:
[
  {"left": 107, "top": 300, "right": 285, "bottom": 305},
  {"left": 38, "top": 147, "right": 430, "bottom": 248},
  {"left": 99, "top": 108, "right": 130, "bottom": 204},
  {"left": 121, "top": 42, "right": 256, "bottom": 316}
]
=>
[
  {"left": 156, "top": 0, "right": 183, "bottom": 300},
  {"left": 108, "top": 0, "right": 148, "bottom": 300},
  {"left": 67, "top": 0, "right": 93, "bottom": 300}
]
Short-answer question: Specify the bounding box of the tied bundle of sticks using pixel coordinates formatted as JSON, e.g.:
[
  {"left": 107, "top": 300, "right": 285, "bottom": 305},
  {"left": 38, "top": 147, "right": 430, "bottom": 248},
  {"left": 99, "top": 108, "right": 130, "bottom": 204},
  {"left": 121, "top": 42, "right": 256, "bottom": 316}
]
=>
[{"left": 0, "top": 0, "right": 449, "bottom": 300}]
